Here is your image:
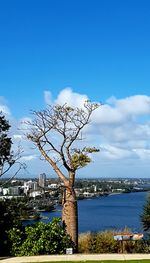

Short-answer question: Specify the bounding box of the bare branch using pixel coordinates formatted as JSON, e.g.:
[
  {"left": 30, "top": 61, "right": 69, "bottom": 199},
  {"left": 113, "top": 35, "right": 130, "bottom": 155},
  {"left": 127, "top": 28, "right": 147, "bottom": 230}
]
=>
[
  {"left": 37, "top": 140, "right": 69, "bottom": 187},
  {"left": 0, "top": 145, "right": 24, "bottom": 178},
  {"left": 27, "top": 101, "right": 100, "bottom": 178},
  {"left": 1, "top": 163, "right": 27, "bottom": 186}
]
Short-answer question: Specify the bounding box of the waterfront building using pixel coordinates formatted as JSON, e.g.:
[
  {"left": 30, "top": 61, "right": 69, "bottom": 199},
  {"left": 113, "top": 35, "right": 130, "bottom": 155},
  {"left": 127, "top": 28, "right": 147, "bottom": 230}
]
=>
[
  {"left": 48, "top": 183, "right": 58, "bottom": 189},
  {"left": 83, "top": 191, "right": 94, "bottom": 198}
]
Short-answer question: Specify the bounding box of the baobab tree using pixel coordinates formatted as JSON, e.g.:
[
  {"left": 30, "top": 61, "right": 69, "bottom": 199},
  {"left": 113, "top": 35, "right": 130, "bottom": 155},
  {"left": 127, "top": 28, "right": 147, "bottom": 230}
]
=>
[{"left": 27, "top": 101, "right": 100, "bottom": 249}]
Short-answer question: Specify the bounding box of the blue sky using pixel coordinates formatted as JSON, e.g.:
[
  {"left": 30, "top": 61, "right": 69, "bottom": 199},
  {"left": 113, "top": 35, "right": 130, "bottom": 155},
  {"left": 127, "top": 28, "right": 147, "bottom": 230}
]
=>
[{"left": 1, "top": 0, "right": 150, "bottom": 178}]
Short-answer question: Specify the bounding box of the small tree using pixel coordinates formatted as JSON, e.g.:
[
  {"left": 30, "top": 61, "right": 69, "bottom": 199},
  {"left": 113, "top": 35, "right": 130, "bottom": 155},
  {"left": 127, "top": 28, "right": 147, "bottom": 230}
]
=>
[
  {"left": 0, "top": 112, "right": 24, "bottom": 181},
  {"left": 0, "top": 113, "right": 26, "bottom": 256},
  {"left": 141, "top": 194, "right": 150, "bottom": 232},
  {"left": 27, "top": 101, "right": 100, "bottom": 249}
]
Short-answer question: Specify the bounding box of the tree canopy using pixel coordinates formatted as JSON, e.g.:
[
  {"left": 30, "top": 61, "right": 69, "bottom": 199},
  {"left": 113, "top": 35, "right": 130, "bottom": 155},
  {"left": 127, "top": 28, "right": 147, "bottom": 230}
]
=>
[
  {"left": 141, "top": 194, "right": 150, "bottom": 232},
  {"left": 0, "top": 113, "right": 13, "bottom": 176},
  {"left": 27, "top": 101, "right": 100, "bottom": 175}
]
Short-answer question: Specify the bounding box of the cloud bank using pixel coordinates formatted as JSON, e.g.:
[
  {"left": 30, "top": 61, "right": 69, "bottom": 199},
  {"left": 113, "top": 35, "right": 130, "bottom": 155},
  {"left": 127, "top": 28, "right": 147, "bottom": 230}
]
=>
[{"left": 1, "top": 88, "right": 150, "bottom": 177}]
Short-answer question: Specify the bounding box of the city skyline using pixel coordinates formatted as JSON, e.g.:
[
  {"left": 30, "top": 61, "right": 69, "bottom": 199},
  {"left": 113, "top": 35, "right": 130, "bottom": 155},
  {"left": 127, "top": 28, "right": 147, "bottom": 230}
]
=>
[{"left": 1, "top": 1, "right": 150, "bottom": 178}]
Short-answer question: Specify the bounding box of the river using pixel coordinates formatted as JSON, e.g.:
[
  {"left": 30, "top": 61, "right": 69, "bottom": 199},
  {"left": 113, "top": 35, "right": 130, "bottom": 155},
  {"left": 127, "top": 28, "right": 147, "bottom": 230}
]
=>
[{"left": 25, "top": 191, "right": 149, "bottom": 233}]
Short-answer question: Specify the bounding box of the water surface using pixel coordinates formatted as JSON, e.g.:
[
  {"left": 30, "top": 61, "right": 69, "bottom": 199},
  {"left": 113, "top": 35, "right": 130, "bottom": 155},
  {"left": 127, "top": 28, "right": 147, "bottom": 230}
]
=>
[{"left": 26, "top": 191, "right": 149, "bottom": 233}]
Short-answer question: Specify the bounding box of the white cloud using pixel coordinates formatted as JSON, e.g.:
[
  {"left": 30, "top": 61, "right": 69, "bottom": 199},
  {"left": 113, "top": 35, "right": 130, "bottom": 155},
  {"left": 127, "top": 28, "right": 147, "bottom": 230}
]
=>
[
  {"left": 92, "top": 104, "right": 124, "bottom": 124},
  {"left": 97, "top": 122, "right": 150, "bottom": 146},
  {"left": 21, "top": 155, "right": 37, "bottom": 161},
  {"left": 48, "top": 90, "right": 150, "bottom": 165},
  {"left": 18, "top": 117, "right": 32, "bottom": 132},
  {"left": 100, "top": 144, "right": 136, "bottom": 160},
  {"left": 55, "top": 87, "right": 89, "bottom": 108},
  {"left": 0, "top": 97, "right": 11, "bottom": 115},
  {"left": 91, "top": 95, "right": 150, "bottom": 126},
  {"left": 44, "top": 90, "right": 52, "bottom": 105},
  {"left": 13, "top": 134, "right": 23, "bottom": 140},
  {"left": 133, "top": 148, "right": 150, "bottom": 160},
  {"left": 116, "top": 95, "right": 150, "bottom": 116},
  {"left": 0, "top": 105, "right": 11, "bottom": 115}
]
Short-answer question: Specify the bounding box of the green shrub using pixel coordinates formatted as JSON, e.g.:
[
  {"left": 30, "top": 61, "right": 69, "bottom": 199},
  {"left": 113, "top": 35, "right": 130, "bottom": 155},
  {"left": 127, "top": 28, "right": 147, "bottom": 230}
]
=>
[
  {"left": 8, "top": 218, "right": 74, "bottom": 256},
  {"left": 78, "top": 232, "right": 92, "bottom": 253},
  {"left": 78, "top": 231, "right": 119, "bottom": 253},
  {"left": 92, "top": 231, "right": 120, "bottom": 253},
  {"left": 131, "top": 240, "right": 150, "bottom": 253},
  {"left": 78, "top": 228, "right": 149, "bottom": 254}
]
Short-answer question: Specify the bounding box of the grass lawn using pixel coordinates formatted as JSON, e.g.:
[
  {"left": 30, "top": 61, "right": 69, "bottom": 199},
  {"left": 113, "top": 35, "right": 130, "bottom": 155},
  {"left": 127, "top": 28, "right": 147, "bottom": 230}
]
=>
[{"left": 31, "top": 261, "right": 150, "bottom": 263}]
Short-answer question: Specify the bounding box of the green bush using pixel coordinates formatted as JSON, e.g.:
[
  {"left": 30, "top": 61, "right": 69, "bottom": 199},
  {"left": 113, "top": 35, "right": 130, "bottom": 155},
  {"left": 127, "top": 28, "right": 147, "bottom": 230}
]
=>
[
  {"left": 131, "top": 239, "right": 150, "bottom": 253},
  {"left": 91, "top": 231, "right": 120, "bottom": 253},
  {"left": 8, "top": 218, "right": 74, "bottom": 256},
  {"left": 0, "top": 201, "right": 22, "bottom": 256}
]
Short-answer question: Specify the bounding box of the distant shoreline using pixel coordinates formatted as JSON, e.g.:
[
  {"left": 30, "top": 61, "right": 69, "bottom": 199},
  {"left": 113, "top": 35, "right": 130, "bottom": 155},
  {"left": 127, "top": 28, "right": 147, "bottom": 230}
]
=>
[{"left": 109, "top": 192, "right": 122, "bottom": 195}]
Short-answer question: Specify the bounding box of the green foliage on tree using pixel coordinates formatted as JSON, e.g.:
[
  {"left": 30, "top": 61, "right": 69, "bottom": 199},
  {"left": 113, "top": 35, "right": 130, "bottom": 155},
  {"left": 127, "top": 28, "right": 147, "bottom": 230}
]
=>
[
  {"left": 0, "top": 113, "right": 13, "bottom": 176},
  {"left": 0, "top": 197, "right": 40, "bottom": 221},
  {"left": 141, "top": 194, "right": 150, "bottom": 232},
  {"left": 8, "top": 218, "right": 74, "bottom": 256},
  {"left": 0, "top": 112, "right": 25, "bottom": 179}
]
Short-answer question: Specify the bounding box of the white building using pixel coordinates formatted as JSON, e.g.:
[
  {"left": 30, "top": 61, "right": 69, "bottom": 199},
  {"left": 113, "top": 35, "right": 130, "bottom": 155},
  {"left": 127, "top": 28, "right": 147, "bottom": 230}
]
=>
[
  {"left": 3, "top": 188, "right": 9, "bottom": 195},
  {"left": 48, "top": 183, "right": 58, "bottom": 189},
  {"left": 24, "top": 180, "right": 35, "bottom": 195},
  {"left": 29, "top": 190, "right": 42, "bottom": 198}
]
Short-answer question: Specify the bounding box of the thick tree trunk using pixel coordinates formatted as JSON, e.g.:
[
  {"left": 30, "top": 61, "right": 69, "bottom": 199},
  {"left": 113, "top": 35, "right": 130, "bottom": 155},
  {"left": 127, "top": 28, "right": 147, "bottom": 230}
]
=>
[{"left": 62, "top": 186, "right": 78, "bottom": 251}]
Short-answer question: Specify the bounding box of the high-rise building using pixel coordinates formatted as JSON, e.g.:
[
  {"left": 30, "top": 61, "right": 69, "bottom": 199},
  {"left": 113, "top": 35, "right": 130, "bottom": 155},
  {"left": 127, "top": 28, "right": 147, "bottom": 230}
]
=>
[{"left": 39, "top": 173, "right": 46, "bottom": 188}]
